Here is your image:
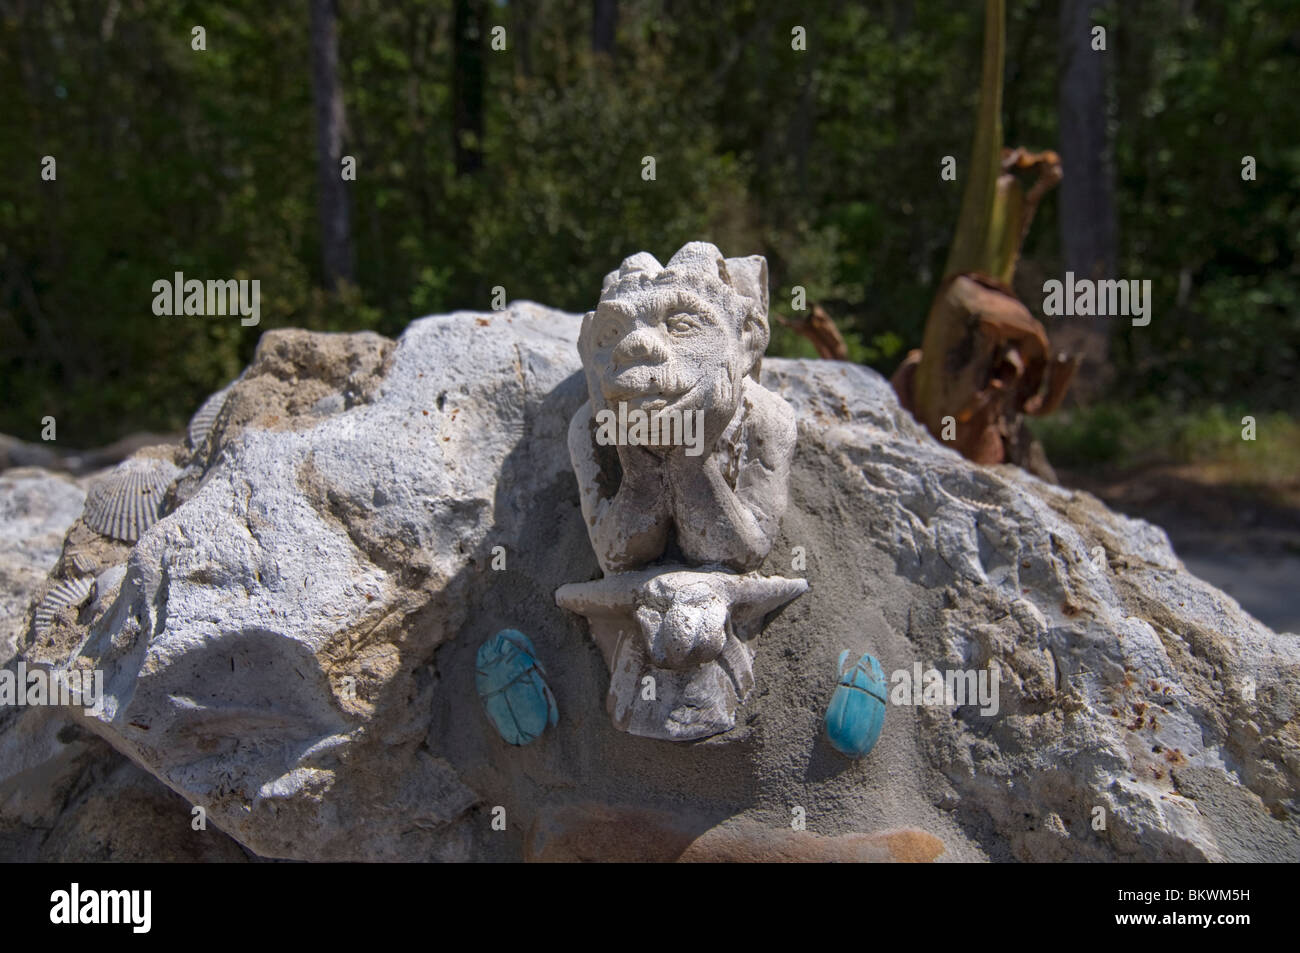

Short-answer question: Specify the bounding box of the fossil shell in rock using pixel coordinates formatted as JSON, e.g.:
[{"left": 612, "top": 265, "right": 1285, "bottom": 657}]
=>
[
  {"left": 63, "top": 543, "right": 100, "bottom": 576},
  {"left": 82, "top": 459, "right": 180, "bottom": 542},
  {"left": 33, "top": 575, "right": 95, "bottom": 636},
  {"left": 187, "top": 384, "right": 232, "bottom": 450}
]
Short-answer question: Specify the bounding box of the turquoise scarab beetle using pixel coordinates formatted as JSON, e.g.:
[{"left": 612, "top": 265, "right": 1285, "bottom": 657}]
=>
[
  {"left": 824, "top": 650, "right": 887, "bottom": 758},
  {"left": 476, "top": 629, "right": 559, "bottom": 746}
]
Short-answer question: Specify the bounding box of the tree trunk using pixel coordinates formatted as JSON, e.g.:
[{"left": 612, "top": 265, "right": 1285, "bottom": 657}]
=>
[
  {"left": 515, "top": 0, "right": 536, "bottom": 78},
  {"left": 592, "top": 0, "right": 618, "bottom": 56},
  {"left": 1057, "top": 0, "right": 1117, "bottom": 399},
  {"left": 309, "top": 0, "right": 354, "bottom": 288},
  {"left": 453, "top": 0, "right": 486, "bottom": 175}
]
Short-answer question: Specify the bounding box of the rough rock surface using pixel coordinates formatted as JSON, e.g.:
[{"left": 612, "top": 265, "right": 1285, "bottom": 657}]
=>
[
  {"left": 525, "top": 803, "right": 946, "bottom": 862},
  {"left": 0, "top": 709, "right": 255, "bottom": 862},
  {"left": 4, "top": 302, "right": 1297, "bottom": 862},
  {"left": 0, "top": 468, "right": 86, "bottom": 664},
  {"left": 0, "top": 466, "right": 255, "bottom": 861}
]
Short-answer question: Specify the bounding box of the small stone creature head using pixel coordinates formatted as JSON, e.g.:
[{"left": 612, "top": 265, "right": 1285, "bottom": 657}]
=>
[
  {"left": 577, "top": 242, "right": 770, "bottom": 433},
  {"left": 634, "top": 580, "right": 730, "bottom": 670}
]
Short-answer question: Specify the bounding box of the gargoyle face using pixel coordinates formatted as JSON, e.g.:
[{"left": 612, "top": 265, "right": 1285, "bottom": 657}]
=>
[
  {"left": 634, "top": 581, "right": 729, "bottom": 669},
  {"left": 585, "top": 289, "right": 748, "bottom": 427},
  {"left": 578, "top": 243, "right": 770, "bottom": 442}
]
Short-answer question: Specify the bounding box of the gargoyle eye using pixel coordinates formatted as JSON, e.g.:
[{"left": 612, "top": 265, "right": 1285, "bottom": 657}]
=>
[{"left": 665, "top": 312, "right": 699, "bottom": 335}]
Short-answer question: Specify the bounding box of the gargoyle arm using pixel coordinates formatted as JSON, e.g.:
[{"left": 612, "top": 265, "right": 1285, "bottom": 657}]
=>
[{"left": 567, "top": 400, "right": 672, "bottom": 573}]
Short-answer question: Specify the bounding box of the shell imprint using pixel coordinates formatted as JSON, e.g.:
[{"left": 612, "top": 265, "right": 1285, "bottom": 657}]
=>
[
  {"left": 63, "top": 543, "right": 99, "bottom": 576},
  {"left": 82, "top": 459, "right": 180, "bottom": 542},
  {"left": 187, "top": 384, "right": 232, "bottom": 450},
  {"left": 33, "top": 576, "right": 95, "bottom": 637}
]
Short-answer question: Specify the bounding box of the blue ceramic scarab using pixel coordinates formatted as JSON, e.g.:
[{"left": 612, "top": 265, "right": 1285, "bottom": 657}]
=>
[
  {"left": 476, "top": 629, "right": 558, "bottom": 746},
  {"left": 824, "top": 650, "right": 887, "bottom": 758}
]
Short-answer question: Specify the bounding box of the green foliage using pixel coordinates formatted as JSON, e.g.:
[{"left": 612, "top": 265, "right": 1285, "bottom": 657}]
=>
[
  {"left": 0, "top": 0, "right": 1296, "bottom": 449},
  {"left": 1031, "top": 401, "right": 1300, "bottom": 486},
  {"left": 1103, "top": 0, "right": 1300, "bottom": 414},
  {"left": 1030, "top": 400, "right": 1157, "bottom": 468}
]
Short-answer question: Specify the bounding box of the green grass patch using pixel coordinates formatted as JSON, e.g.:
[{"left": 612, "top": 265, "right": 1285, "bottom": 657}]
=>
[{"left": 1030, "top": 402, "right": 1300, "bottom": 489}]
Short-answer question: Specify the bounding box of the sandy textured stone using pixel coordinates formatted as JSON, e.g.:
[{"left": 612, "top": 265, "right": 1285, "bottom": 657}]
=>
[
  {"left": 525, "top": 802, "right": 945, "bottom": 862},
  {"left": 0, "top": 466, "right": 253, "bottom": 861},
  {"left": 0, "top": 468, "right": 86, "bottom": 664},
  {"left": 0, "top": 714, "right": 254, "bottom": 862},
  {"left": 678, "top": 823, "right": 946, "bottom": 863},
  {"left": 2, "top": 300, "right": 1295, "bottom": 862}
]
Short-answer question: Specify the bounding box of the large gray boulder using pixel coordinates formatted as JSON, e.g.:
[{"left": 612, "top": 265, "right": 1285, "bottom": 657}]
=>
[{"left": 6, "top": 302, "right": 1298, "bottom": 861}]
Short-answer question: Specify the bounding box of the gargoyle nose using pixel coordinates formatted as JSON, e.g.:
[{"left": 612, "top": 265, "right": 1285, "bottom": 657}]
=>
[{"left": 612, "top": 328, "right": 668, "bottom": 366}]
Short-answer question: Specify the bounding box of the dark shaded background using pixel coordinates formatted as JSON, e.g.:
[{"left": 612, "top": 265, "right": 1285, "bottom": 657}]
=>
[{"left": 1, "top": 1, "right": 1297, "bottom": 501}]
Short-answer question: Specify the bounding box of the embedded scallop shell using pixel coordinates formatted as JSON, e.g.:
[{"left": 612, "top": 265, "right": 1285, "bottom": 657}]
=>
[
  {"left": 82, "top": 458, "right": 180, "bottom": 542},
  {"left": 187, "top": 384, "right": 232, "bottom": 450},
  {"left": 33, "top": 576, "right": 95, "bottom": 636},
  {"left": 64, "top": 544, "right": 99, "bottom": 576}
]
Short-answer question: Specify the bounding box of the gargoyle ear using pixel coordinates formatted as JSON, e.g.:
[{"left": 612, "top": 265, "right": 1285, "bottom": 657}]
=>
[
  {"left": 722, "top": 255, "right": 769, "bottom": 324},
  {"left": 601, "top": 251, "right": 662, "bottom": 298},
  {"left": 721, "top": 255, "right": 769, "bottom": 379},
  {"left": 576, "top": 310, "right": 609, "bottom": 403}
]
